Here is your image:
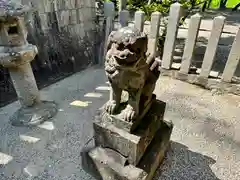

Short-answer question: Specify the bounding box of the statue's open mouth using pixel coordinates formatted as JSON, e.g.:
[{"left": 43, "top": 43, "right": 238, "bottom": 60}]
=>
[{"left": 114, "top": 54, "right": 136, "bottom": 66}]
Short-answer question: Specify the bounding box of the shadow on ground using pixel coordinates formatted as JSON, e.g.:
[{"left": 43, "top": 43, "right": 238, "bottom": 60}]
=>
[
  {"left": 154, "top": 141, "right": 220, "bottom": 180},
  {"left": 200, "top": 10, "right": 240, "bottom": 26},
  {"left": 174, "top": 34, "right": 240, "bottom": 78}
]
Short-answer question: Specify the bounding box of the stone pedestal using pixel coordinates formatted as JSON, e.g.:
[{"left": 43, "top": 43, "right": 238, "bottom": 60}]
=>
[
  {"left": 10, "top": 100, "right": 57, "bottom": 127},
  {"left": 82, "top": 98, "right": 173, "bottom": 180}
]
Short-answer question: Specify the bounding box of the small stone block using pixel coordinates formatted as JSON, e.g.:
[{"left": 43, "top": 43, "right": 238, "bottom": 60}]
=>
[
  {"left": 88, "top": 147, "right": 148, "bottom": 180},
  {"left": 171, "top": 63, "right": 181, "bottom": 70},
  {"left": 196, "top": 69, "right": 219, "bottom": 78},
  {"left": 195, "top": 76, "right": 208, "bottom": 87},
  {"left": 81, "top": 146, "right": 102, "bottom": 180},
  {"left": 176, "top": 72, "right": 188, "bottom": 81},
  {"left": 94, "top": 100, "right": 166, "bottom": 165},
  {"left": 82, "top": 120, "right": 173, "bottom": 180}
]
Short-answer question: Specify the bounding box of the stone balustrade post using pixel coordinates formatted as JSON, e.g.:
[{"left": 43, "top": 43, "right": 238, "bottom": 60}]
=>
[
  {"left": 119, "top": 10, "right": 129, "bottom": 28},
  {"left": 103, "top": 2, "right": 115, "bottom": 65},
  {"left": 134, "top": 11, "right": 145, "bottom": 32},
  {"left": 161, "top": 3, "right": 182, "bottom": 69},
  {"left": 222, "top": 27, "right": 240, "bottom": 82},
  {"left": 200, "top": 16, "right": 225, "bottom": 79},
  {"left": 119, "top": 0, "right": 127, "bottom": 12},
  {"left": 180, "top": 13, "right": 202, "bottom": 74},
  {"left": 147, "top": 12, "right": 161, "bottom": 59}
]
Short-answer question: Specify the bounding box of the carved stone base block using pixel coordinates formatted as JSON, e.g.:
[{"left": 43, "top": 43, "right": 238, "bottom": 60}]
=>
[
  {"left": 105, "top": 94, "right": 157, "bottom": 133},
  {"left": 10, "top": 101, "right": 58, "bottom": 127},
  {"left": 82, "top": 120, "right": 173, "bottom": 180},
  {"left": 94, "top": 100, "right": 166, "bottom": 165}
]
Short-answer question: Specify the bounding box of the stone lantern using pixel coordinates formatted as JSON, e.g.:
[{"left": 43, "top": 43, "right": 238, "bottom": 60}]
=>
[{"left": 0, "top": 0, "right": 57, "bottom": 126}]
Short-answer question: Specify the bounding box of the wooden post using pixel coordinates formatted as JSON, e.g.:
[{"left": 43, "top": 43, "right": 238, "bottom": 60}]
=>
[
  {"left": 161, "top": 3, "right": 182, "bottom": 69},
  {"left": 134, "top": 11, "right": 145, "bottom": 32},
  {"left": 180, "top": 13, "right": 201, "bottom": 74},
  {"left": 222, "top": 27, "right": 240, "bottom": 82},
  {"left": 200, "top": 16, "right": 225, "bottom": 78}
]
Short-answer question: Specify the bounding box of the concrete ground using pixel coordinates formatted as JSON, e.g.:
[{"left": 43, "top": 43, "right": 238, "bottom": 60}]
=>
[{"left": 0, "top": 66, "right": 240, "bottom": 180}]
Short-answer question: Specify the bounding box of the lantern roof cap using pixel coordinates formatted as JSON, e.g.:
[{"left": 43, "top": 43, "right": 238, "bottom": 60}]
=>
[{"left": 0, "top": 0, "right": 30, "bottom": 18}]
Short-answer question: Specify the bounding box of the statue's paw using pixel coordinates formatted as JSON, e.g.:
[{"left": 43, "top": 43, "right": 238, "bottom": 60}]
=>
[
  {"left": 123, "top": 105, "right": 137, "bottom": 122},
  {"left": 104, "top": 100, "right": 118, "bottom": 114}
]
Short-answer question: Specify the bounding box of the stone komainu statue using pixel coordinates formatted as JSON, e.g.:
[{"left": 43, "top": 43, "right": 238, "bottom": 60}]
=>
[{"left": 104, "top": 26, "right": 160, "bottom": 122}]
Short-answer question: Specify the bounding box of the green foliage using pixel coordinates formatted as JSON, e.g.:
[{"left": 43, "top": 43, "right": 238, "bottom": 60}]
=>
[
  {"left": 127, "top": 0, "right": 148, "bottom": 11},
  {"left": 209, "top": 0, "right": 240, "bottom": 9},
  {"left": 139, "top": 2, "right": 169, "bottom": 20},
  {"left": 102, "top": 0, "right": 207, "bottom": 57},
  {"left": 127, "top": 0, "right": 206, "bottom": 20},
  {"left": 124, "top": 0, "right": 207, "bottom": 57}
]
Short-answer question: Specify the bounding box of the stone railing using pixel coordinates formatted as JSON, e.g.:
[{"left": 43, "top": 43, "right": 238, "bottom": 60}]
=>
[{"left": 102, "top": 2, "right": 240, "bottom": 95}]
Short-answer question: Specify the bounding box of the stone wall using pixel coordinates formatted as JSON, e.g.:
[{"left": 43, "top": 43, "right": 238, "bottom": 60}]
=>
[{"left": 21, "top": 0, "right": 98, "bottom": 68}]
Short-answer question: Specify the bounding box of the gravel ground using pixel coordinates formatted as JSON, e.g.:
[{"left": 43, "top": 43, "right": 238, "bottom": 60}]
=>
[
  {"left": 154, "top": 76, "right": 240, "bottom": 180},
  {"left": 0, "top": 66, "right": 239, "bottom": 180}
]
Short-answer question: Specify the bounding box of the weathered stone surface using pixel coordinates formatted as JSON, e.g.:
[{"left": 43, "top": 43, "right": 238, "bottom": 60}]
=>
[
  {"left": 119, "top": 0, "right": 127, "bottom": 12},
  {"left": 162, "top": 3, "right": 182, "bottom": 69},
  {"left": 82, "top": 120, "right": 173, "bottom": 180},
  {"left": 81, "top": 145, "right": 103, "bottom": 180},
  {"left": 0, "top": 44, "right": 38, "bottom": 68},
  {"left": 119, "top": 10, "right": 129, "bottom": 27},
  {"left": 94, "top": 100, "right": 166, "bottom": 165},
  {"left": 134, "top": 11, "right": 145, "bottom": 32},
  {"left": 104, "top": 26, "right": 160, "bottom": 122},
  {"left": 180, "top": 13, "right": 201, "bottom": 74},
  {"left": 0, "top": 0, "right": 58, "bottom": 127},
  {"left": 103, "top": 2, "right": 115, "bottom": 65},
  {"left": 196, "top": 69, "right": 219, "bottom": 78},
  {"left": 0, "top": 0, "right": 30, "bottom": 18},
  {"left": 200, "top": 16, "right": 225, "bottom": 78},
  {"left": 0, "top": 17, "right": 28, "bottom": 46},
  {"left": 9, "top": 62, "right": 40, "bottom": 107},
  {"left": 138, "top": 120, "right": 173, "bottom": 180},
  {"left": 10, "top": 101, "right": 58, "bottom": 127},
  {"left": 102, "top": 94, "right": 157, "bottom": 132},
  {"left": 222, "top": 27, "right": 240, "bottom": 82},
  {"left": 147, "top": 12, "right": 161, "bottom": 60},
  {"left": 160, "top": 68, "right": 240, "bottom": 96},
  {"left": 88, "top": 147, "right": 148, "bottom": 180}
]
